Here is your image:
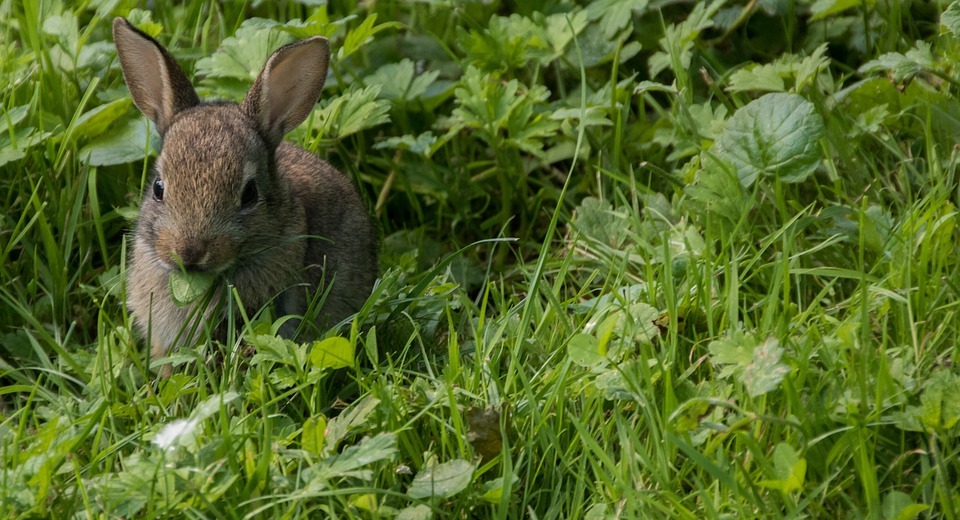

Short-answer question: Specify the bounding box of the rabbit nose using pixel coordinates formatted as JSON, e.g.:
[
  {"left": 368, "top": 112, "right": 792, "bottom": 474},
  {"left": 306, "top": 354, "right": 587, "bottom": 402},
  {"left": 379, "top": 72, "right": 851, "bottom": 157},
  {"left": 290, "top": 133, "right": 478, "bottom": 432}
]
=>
[{"left": 174, "top": 238, "right": 209, "bottom": 271}]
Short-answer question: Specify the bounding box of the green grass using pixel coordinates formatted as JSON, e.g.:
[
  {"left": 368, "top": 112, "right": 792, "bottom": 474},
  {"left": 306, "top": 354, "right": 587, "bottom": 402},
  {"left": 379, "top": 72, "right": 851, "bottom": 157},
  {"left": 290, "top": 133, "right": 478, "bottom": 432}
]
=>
[{"left": 4, "top": 0, "right": 960, "bottom": 517}]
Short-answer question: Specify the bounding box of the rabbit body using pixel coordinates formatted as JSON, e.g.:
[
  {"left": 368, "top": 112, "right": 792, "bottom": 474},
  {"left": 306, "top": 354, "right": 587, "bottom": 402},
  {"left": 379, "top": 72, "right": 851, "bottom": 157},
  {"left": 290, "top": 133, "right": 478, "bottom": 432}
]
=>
[{"left": 115, "top": 19, "right": 377, "bottom": 363}]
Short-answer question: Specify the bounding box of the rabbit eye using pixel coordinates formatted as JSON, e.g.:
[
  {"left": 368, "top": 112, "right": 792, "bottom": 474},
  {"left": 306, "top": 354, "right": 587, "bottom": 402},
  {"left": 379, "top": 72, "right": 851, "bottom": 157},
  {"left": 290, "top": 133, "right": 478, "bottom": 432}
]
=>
[
  {"left": 240, "top": 180, "right": 258, "bottom": 208},
  {"left": 153, "top": 179, "right": 164, "bottom": 201}
]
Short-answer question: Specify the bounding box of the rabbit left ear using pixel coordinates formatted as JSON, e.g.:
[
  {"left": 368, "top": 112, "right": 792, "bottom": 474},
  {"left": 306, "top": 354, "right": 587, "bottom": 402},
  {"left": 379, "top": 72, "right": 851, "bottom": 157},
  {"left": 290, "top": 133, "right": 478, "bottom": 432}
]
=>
[
  {"left": 241, "top": 37, "right": 330, "bottom": 148},
  {"left": 113, "top": 18, "right": 200, "bottom": 135}
]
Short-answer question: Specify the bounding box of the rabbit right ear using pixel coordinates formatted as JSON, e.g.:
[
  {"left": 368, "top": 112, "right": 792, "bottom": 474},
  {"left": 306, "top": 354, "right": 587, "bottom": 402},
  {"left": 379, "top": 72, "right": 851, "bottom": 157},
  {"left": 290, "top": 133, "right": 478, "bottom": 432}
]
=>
[
  {"left": 241, "top": 37, "right": 330, "bottom": 148},
  {"left": 113, "top": 18, "right": 199, "bottom": 135}
]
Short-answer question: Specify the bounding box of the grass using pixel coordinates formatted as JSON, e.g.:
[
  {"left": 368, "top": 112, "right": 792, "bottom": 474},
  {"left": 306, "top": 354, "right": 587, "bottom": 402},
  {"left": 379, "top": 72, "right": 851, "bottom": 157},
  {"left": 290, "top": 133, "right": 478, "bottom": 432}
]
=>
[{"left": 4, "top": 0, "right": 960, "bottom": 517}]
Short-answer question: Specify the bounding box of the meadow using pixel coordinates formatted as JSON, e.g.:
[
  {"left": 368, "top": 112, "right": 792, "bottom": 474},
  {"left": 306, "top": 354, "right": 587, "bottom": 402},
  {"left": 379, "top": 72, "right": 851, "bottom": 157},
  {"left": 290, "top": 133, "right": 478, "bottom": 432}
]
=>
[{"left": 3, "top": 0, "right": 960, "bottom": 517}]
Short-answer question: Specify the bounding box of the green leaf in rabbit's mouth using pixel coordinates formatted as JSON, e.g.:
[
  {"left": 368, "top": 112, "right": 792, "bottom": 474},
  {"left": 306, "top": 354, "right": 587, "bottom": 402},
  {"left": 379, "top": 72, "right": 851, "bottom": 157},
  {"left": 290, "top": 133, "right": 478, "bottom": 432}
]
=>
[{"left": 169, "top": 271, "right": 216, "bottom": 307}]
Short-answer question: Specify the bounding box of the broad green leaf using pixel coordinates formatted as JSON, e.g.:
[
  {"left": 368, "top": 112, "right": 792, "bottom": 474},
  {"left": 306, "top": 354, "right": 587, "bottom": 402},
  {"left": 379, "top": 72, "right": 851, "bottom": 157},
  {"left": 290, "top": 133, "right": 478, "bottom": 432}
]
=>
[
  {"left": 758, "top": 443, "right": 806, "bottom": 493},
  {"left": 573, "top": 197, "right": 629, "bottom": 248},
  {"left": 918, "top": 370, "right": 960, "bottom": 432},
  {"left": 407, "top": 459, "right": 475, "bottom": 499},
  {"left": 810, "top": 0, "right": 861, "bottom": 20},
  {"left": 568, "top": 333, "right": 606, "bottom": 368},
  {"left": 309, "top": 433, "right": 397, "bottom": 481},
  {"left": 397, "top": 505, "right": 433, "bottom": 520},
  {"left": 480, "top": 476, "right": 518, "bottom": 503},
  {"left": 302, "top": 415, "right": 327, "bottom": 455},
  {"left": 0, "top": 126, "right": 50, "bottom": 167},
  {"left": 151, "top": 392, "right": 238, "bottom": 451},
  {"left": 615, "top": 303, "right": 661, "bottom": 343},
  {"left": 727, "top": 63, "right": 785, "bottom": 93},
  {"left": 324, "top": 396, "right": 380, "bottom": 453},
  {"left": 350, "top": 494, "right": 377, "bottom": 512},
  {"left": 712, "top": 93, "right": 825, "bottom": 187},
  {"left": 168, "top": 271, "right": 216, "bottom": 307},
  {"left": 72, "top": 99, "right": 132, "bottom": 142},
  {"left": 672, "top": 399, "right": 712, "bottom": 433},
  {"left": 309, "top": 336, "right": 355, "bottom": 370},
  {"left": 79, "top": 118, "right": 158, "bottom": 166},
  {"left": 883, "top": 491, "right": 930, "bottom": 520}
]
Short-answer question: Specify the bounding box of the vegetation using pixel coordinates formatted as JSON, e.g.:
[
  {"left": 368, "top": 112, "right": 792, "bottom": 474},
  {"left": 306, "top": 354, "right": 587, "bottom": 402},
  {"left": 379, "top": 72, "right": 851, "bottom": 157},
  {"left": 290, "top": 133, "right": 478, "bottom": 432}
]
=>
[{"left": 3, "top": 0, "right": 960, "bottom": 517}]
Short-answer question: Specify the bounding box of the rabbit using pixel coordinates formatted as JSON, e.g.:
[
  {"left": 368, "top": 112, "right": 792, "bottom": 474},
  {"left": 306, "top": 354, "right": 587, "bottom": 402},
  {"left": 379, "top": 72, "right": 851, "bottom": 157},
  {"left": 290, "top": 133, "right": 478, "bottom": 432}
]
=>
[{"left": 113, "top": 17, "right": 378, "bottom": 372}]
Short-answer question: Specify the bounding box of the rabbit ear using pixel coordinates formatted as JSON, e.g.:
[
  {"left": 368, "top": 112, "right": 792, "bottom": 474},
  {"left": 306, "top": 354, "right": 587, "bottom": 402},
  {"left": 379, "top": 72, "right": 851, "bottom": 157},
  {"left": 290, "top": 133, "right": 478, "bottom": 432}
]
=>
[
  {"left": 113, "top": 18, "right": 199, "bottom": 135},
  {"left": 241, "top": 36, "right": 330, "bottom": 147}
]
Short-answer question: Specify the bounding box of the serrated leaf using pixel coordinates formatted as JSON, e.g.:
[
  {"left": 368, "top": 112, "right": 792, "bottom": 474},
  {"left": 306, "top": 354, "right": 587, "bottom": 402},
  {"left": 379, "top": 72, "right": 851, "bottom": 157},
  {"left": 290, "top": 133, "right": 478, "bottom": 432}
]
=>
[
  {"left": 709, "top": 332, "right": 789, "bottom": 397},
  {"left": 858, "top": 41, "right": 934, "bottom": 84},
  {"left": 339, "top": 14, "right": 403, "bottom": 61},
  {"left": 458, "top": 14, "right": 552, "bottom": 72},
  {"left": 585, "top": 0, "right": 649, "bottom": 38},
  {"left": 309, "top": 336, "right": 355, "bottom": 370},
  {"left": 314, "top": 85, "right": 391, "bottom": 139},
  {"left": 450, "top": 66, "right": 559, "bottom": 156},
  {"left": 195, "top": 21, "right": 295, "bottom": 83},
  {"left": 168, "top": 271, "right": 216, "bottom": 307},
  {"left": 649, "top": 2, "right": 721, "bottom": 78},
  {"left": 943, "top": 2, "right": 960, "bottom": 38},
  {"left": 366, "top": 59, "right": 439, "bottom": 101},
  {"left": 244, "top": 11, "right": 353, "bottom": 39},
  {"left": 374, "top": 132, "right": 437, "bottom": 156},
  {"left": 742, "top": 337, "right": 790, "bottom": 397},
  {"left": 407, "top": 459, "right": 475, "bottom": 499},
  {"left": 125, "top": 9, "right": 163, "bottom": 38},
  {"left": 711, "top": 93, "right": 825, "bottom": 187}
]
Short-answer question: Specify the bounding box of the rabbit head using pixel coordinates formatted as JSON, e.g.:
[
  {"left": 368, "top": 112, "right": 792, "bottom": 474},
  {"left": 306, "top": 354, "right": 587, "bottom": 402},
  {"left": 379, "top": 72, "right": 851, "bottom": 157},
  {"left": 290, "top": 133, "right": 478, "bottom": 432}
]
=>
[{"left": 113, "top": 18, "right": 328, "bottom": 276}]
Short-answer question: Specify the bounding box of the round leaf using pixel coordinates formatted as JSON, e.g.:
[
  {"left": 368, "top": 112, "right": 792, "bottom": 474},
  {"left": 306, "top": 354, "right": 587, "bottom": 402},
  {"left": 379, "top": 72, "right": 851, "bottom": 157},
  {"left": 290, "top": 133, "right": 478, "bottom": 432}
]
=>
[
  {"left": 407, "top": 459, "right": 475, "bottom": 499},
  {"left": 713, "top": 93, "right": 824, "bottom": 187},
  {"left": 169, "top": 271, "right": 216, "bottom": 307}
]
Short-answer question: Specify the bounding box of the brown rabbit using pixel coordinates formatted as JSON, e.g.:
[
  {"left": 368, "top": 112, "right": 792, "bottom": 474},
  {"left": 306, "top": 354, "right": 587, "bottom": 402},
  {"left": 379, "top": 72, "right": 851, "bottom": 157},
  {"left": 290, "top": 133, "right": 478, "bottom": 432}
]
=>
[{"left": 114, "top": 18, "right": 378, "bottom": 371}]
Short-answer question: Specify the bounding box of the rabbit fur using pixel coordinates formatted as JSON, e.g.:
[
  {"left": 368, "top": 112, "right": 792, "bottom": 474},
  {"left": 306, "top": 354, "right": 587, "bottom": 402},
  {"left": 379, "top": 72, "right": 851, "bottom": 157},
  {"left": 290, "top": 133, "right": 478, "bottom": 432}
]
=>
[{"left": 113, "top": 18, "right": 378, "bottom": 367}]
